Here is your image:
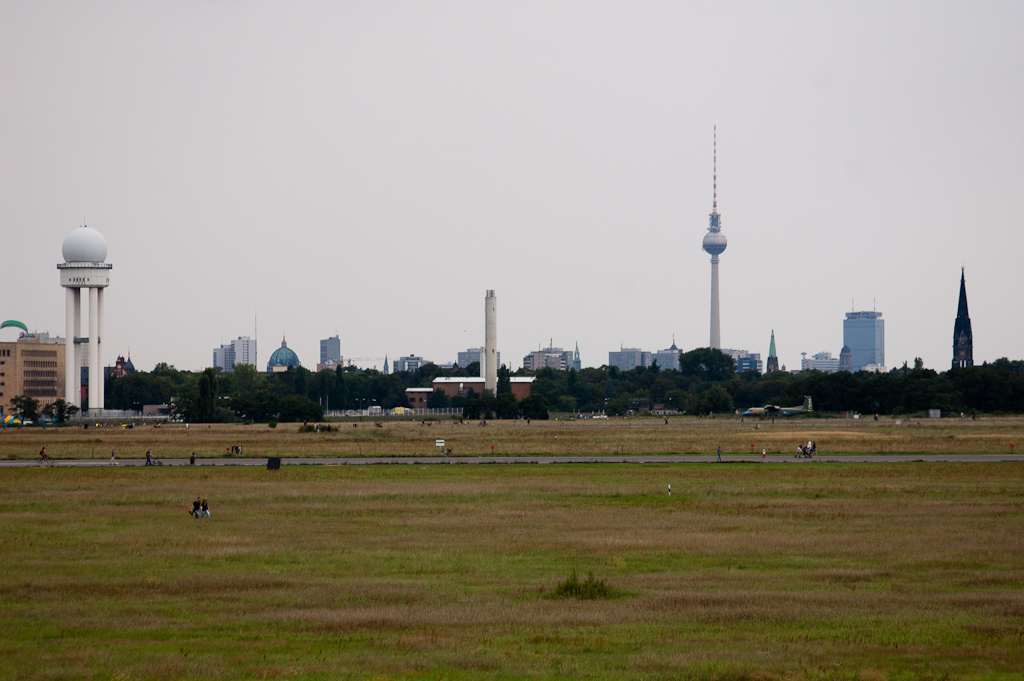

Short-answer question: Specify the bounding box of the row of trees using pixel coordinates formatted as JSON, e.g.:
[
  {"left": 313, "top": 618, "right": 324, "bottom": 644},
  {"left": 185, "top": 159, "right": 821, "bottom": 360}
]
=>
[{"left": 9, "top": 350, "right": 1017, "bottom": 425}]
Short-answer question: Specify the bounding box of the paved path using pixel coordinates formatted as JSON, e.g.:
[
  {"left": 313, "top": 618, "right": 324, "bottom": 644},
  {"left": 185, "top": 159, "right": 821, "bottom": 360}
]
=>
[{"left": 2, "top": 454, "right": 1021, "bottom": 468}]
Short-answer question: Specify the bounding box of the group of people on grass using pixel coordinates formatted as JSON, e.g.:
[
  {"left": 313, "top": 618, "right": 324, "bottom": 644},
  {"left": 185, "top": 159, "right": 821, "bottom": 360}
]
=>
[{"left": 190, "top": 496, "right": 210, "bottom": 519}]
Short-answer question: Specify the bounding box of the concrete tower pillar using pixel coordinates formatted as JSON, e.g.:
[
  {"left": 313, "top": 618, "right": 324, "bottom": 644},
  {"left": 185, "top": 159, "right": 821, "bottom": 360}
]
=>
[
  {"left": 484, "top": 290, "right": 497, "bottom": 395},
  {"left": 65, "top": 287, "right": 76, "bottom": 404},
  {"left": 709, "top": 255, "right": 720, "bottom": 349},
  {"left": 73, "top": 288, "right": 82, "bottom": 404},
  {"left": 88, "top": 287, "right": 99, "bottom": 413},
  {"left": 97, "top": 287, "right": 105, "bottom": 410}
]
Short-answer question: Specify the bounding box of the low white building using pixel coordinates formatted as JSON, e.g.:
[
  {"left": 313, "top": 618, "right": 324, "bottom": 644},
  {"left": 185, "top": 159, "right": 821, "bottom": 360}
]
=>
[{"left": 801, "top": 351, "right": 840, "bottom": 373}]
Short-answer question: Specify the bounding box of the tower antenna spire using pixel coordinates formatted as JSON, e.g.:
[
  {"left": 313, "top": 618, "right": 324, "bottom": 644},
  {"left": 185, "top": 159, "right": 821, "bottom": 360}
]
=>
[{"left": 712, "top": 125, "right": 717, "bottom": 213}]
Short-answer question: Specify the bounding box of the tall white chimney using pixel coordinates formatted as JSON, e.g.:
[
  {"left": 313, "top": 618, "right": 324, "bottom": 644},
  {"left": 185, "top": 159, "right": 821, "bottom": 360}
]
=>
[{"left": 484, "top": 290, "right": 497, "bottom": 394}]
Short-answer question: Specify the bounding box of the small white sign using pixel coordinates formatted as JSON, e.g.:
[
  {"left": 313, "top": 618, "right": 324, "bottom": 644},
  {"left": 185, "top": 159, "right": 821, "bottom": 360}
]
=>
[{"left": 435, "top": 440, "right": 445, "bottom": 448}]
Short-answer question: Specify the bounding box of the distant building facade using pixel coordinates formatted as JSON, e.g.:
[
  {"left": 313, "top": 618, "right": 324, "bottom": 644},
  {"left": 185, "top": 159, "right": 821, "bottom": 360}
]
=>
[
  {"left": 433, "top": 376, "right": 535, "bottom": 400},
  {"left": 389, "top": 356, "right": 425, "bottom": 372},
  {"left": 0, "top": 333, "right": 65, "bottom": 417},
  {"left": 843, "top": 311, "right": 884, "bottom": 372},
  {"left": 801, "top": 351, "right": 839, "bottom": 373},
  {"left": 608, "top": 347, "right": 651, "bottom": 372},
  {"left": 571, "top": 343, "right": 581, "bottom": 372},
  {"left": 457, "top": 347, "right": 499, "bottom": 372},
  {"left": 320, "top": 335, "right": 342, "bottom": 365},
  {"left": 213, "top": 336, "right": 257, "bottom": 372},
  {"left": 524, "top": 345, "right": 573, "bottom": 371},
  {"left": 723, "top": 348, "right": 763, "bottom": 374},
  {"left": 653, "top": 340, "right": 681, "bottom": 372},
  {"left": 107, "top": 354, "right": 136, "bottom": 379},
  {"left": 839, "top": 345, "right": 853, "bottom": 372},
  {"left": 952, "top": 269, "right": 973, "bottom": 368}
]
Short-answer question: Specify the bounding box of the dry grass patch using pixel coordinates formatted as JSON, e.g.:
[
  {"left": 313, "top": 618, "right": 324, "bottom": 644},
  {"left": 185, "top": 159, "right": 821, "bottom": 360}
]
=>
[{"left": 1, "top": 463, "right": 1023, "bottom": 679}]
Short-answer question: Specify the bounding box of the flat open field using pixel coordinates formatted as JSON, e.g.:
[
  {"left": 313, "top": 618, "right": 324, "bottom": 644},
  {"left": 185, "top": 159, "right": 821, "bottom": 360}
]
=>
[
  {"left": 2, "top": 460, "right": 1023, "bottom": 680},
  {"left": 2, "top": 416, "right": 1022, "bottom": 461}
]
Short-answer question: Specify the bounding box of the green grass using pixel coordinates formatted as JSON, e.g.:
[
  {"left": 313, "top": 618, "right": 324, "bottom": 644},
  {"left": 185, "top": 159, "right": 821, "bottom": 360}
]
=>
[{"left": 1, "top": 463, "right": 1023, "bottom": 679}]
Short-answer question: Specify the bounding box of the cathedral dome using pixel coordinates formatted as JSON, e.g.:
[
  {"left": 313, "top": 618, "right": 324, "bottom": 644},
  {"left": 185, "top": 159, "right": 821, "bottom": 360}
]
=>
[
  {"left": 267, "top": 337, "right": 300, "bottom": 372},
  {"left": 62, "top": 225, "right": 108, "bottom": 263},
  {"left": 702, "top": 231, "right": 727, "bottom": 256}
]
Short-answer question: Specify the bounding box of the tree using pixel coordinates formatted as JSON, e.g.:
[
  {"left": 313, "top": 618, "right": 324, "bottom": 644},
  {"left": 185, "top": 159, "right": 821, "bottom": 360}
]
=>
[
  {"left": 9, "top": 395, "right": 40, "bottom": 422},
  {"left": 231, "top": 364, "right": 261, "bottom": 393},
  {"left": 520, "top": 394, "right": 550, "bottom": 420},
  {"left": 679, "top": 348, "right": 736, "bottom": 383},
  {"left": 427, "top": 389, "right": 450, "bottom": 409},
  {"left": 41, "top": 398, "right": 79, "bottom": 423},
  {"left": 496, "top": 392, "right": 519, "bottom": 419},
  {"left": 294, "top": 366, "right": 310, "bottom": 398},
  {"left": 277, "top": 394, "right": 324, "bottom": 422},
  {"left": 497, "top": 365, "right": 512, "bottom": 395},
  {"left": 197, "top": 368, "right": 218, "bottom": 423},
  {"left": 694, "top": 385, "right": 734, "bottom": 415}
]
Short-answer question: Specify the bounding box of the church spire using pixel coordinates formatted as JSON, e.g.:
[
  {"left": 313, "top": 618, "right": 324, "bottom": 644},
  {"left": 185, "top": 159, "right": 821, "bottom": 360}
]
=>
[
  {"left": 952, "top": 268, "right": 974, "bottom": 368},
  {"left": 766, "top": 330, "right": 779, "bottom": 373}
]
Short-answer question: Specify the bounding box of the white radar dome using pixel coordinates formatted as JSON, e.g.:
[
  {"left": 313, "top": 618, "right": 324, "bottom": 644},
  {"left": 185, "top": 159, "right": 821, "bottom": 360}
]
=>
[{"left": 62, "top": 226, "right": 108, "bottom": 263}]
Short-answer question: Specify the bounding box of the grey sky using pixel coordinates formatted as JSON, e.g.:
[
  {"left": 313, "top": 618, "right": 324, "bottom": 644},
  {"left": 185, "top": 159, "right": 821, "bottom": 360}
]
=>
[{"left": 2, "top": 1, "right": 1022, "bottom": 373}]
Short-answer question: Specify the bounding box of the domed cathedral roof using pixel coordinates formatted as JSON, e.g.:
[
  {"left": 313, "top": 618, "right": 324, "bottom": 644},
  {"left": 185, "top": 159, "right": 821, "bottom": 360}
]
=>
[{"left": 267, "top": 336, "right": 301, "bottom": 372}]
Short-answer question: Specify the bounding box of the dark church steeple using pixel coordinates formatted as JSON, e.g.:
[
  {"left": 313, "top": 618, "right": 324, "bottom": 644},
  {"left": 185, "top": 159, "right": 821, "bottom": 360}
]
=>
[{"left": 952, "top": 268, "right": 973, "bottom": 369}]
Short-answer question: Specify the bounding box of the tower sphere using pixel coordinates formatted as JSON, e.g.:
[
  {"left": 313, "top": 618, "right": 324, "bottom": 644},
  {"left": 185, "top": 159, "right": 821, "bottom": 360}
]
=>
[
  {"left": 702, "top": 231, "right": 727, "bottom": 256},
  {"left": 61, "top": 225, "right": 108, "bottom": 263}
]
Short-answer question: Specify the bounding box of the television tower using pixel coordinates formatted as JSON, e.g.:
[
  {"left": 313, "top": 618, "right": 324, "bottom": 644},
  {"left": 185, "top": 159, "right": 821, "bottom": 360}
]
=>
[{"left": 702, "top": 126, "right": 727, "bottom": 349}]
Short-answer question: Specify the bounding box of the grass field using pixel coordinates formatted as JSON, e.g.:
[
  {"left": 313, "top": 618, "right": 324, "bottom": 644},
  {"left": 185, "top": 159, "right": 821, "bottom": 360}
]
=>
[
  {"left": 1, "top": 416, "right": 1022, "bottom": 461},
  {"left": 2, "top": 455, "right": 1023, "bottom": 679}
]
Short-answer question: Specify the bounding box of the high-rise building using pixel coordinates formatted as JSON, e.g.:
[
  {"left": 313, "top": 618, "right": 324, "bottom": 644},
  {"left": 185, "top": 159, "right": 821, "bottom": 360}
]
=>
[
  {"left": 524, "top": 344, "right": 573, "bottom": 371},
  {"left": 952, "top": 268, "right": 974, "bottom": 368},
  {"left": 320, "top": 336, "right": 341, "bottom": 365},
  {"left": 765, "top": 330, "right": 779, "bottom": 373},
  {"left": 212, "top": 336, "right": 257, "bottom": 372},
  {"left": 801, "top": 351, "right": 839, "bottom": 373},
  {"left": 653, "top": 339, "right": 682, "bottom": 372},
  {"left": 457, "top": 347, "right": 499, "bottom": 373},
  {"left": 843, "top": 311, "right": 884, "bottom": 372},
  {"left": 0, "top": 332, "right": 65, "bottom": 417},
  {"left": 608, "top": 347, "right": 652, "bottom": 372},
  {"left": 702, "top": 127, "right": 728, "bottom": 349},
  {"left": 232, "top": 336, "right": 256, "bottom": 368},
  {"left": 723, "top": 348, "right": 762, "bottom": 374},
  {"left": 213, "top": 344, "right": 232, "bottom": 371},
  {"left": 392, "top": 355, "right": 427, "bottom": 373}
]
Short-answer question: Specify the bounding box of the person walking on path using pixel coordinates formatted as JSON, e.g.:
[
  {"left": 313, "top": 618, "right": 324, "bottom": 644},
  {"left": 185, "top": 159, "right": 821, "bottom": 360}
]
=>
[
  {"left": 110, "top": 450, "right": 117, "bottom": 465},
  {"left": 145, "top": 449, "right": 154, "bottom": 466},
  {"left": 190, "top": 452, "right": 196, "bottom": 466},
  {"left": 762, "top": 448, "right": 766, "bottom": 461},
  {"left": 717, "top": 446, "right": 722, "bottom": 462}
]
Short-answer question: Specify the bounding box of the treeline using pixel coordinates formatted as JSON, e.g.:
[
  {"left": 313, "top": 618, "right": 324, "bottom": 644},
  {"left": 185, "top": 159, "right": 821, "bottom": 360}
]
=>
[
  {"left": 103, "top": 350, "right": 1024, "bottom": 423},
  {"left": 104, "top": 360, "right": 499, "bottom": 422},
  {"left": 524, "top": 351, "right": 1024, "bottom": 416}
]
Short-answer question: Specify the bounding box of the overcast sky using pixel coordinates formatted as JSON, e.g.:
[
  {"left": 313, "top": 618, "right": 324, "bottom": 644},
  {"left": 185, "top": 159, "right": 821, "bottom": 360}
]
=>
[{"left": 2, "top": 1, "right": 1022, "bottom": 373}]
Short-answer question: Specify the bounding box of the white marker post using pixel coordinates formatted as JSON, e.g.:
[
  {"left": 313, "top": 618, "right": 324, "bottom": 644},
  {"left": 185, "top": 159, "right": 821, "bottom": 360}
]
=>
[{"left": 436, "top": 439, "right": 446, "bottom": 456}]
